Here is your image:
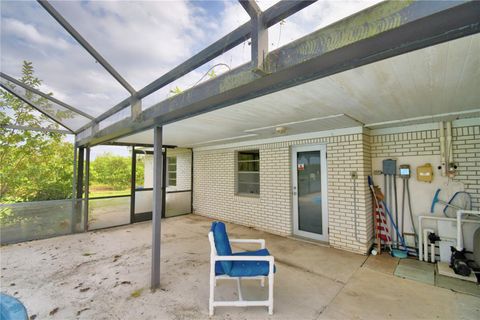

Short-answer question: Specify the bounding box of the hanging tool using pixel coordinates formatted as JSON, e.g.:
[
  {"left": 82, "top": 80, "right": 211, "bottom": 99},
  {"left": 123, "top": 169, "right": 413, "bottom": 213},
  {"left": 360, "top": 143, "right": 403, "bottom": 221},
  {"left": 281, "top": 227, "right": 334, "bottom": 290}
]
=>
[
  {"left": 430, "top": 189, "right": 472, "bottom": 217},
  {"left": 399, "top": 164, "right": 417, "bottom": 248}
]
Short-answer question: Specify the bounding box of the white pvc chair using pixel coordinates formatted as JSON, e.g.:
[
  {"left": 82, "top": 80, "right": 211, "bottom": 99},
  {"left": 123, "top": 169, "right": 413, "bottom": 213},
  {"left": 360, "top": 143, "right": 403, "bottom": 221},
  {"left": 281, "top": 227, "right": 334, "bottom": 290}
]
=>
[{"left": 208, "top": 222, "right": 274, "bottom": 316}]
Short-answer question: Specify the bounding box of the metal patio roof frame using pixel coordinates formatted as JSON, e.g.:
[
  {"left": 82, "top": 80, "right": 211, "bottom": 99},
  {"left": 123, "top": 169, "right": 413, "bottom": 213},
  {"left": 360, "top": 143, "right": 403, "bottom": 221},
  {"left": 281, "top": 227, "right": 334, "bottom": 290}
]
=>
[
  {"left": 0, "top": 72, "right": 95, "bottom": 121},
  {"left": 0, "top": 124, "right": 72, "bottom": 134},
  {"left": 0, "top": 82, "right": 75, "bottom": 133},
  {"left": 75, "top": 0, "right": 480, "bottom": 147},
  {"left": 4, "top": 0, "right": 314, "bottom": 135},
  {"left": 38, "top": 0, "right": 136, "bottom": 96},
  {"left": 72, "top": 0, "right": 317, "bottom": 135}
]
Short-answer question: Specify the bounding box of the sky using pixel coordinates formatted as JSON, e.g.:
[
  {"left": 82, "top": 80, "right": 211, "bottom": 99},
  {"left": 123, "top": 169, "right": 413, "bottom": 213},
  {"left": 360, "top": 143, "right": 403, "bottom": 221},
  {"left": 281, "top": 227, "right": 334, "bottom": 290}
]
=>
[{"left": 1, "top": 0, "right": 382, "bottom": 121}]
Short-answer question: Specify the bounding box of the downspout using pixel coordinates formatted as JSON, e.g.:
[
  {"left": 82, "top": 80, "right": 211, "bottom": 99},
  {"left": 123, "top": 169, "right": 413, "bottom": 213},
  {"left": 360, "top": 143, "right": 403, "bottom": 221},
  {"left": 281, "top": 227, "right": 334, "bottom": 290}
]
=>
[
  {"left": 446, "top": 121, "right": 453, "bottom": 164},
  {"left": 446, "top": 121, "right": 456, "bottom": 177},
  {"left": 190, "top": 148, "right": 194, "bottom": 214},
  {"left": 439, "top": 121, "right": 446, "bottom": 176}
]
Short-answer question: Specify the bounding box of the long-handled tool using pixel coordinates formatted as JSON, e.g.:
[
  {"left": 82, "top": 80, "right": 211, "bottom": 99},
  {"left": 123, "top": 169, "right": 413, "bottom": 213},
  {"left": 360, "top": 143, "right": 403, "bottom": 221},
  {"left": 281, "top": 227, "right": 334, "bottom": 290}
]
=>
[
  {"left": 430, "top": 189, "right": 472, "bottom": 217},
  {"left": 400, "top": 165, "right": 417, "bottom": 248}
]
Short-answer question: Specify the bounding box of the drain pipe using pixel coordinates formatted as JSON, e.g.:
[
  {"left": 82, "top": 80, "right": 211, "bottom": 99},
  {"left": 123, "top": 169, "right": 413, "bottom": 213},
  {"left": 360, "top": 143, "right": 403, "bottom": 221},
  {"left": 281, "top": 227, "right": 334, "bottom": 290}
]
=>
[
  {"left": 446, "top": 121, "right": 453, "bottom": 164},
  {"left": 418, "top": 215, "right": 480, "bottom": 261},
  {"left": 456, "top": 210, "right": 480, "bottom": 251},
  {"left": 439, "top": 121, "right": 446, "bottom": 176},
  {"left": 423, "top": 229, "right": 434, "bottom": 262}
]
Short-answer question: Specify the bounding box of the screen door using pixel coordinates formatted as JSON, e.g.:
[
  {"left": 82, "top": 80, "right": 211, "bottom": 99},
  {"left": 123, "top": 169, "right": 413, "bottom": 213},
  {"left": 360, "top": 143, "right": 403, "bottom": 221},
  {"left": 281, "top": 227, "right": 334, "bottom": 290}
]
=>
[{"left": 292, "top": 144, "right": 328, "bottom": 241}]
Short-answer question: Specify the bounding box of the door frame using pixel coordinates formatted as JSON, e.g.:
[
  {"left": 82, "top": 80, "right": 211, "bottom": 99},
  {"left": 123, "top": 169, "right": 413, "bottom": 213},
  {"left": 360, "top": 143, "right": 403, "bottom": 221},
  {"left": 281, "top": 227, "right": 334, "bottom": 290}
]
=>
[
  {"left": 291, "top": 144, "right": 329, "bottom": 242},
  {"left": 130, "top": 148, "right": 165, "bottom": 223}
]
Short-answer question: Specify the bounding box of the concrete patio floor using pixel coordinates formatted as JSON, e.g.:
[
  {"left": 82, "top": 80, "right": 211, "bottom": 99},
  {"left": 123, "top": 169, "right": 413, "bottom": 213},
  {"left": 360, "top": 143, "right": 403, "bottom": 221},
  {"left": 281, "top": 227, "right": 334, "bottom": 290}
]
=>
[{"left": 1, "top": 214, "right": 478, "bottom": 319}]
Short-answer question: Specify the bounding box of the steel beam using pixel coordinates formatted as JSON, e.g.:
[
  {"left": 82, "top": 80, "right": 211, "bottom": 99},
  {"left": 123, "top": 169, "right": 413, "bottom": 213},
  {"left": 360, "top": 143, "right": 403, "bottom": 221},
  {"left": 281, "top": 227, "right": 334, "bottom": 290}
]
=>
[
  {"left": 130, "top": 146, "right": 136, "bottom": 224},
  {"left": 0, "top": 72, "right": 94, "bottom": 120},
  {"left": 161, "top": 150, "right": 166, "bottom": 219},
  {"left": 0, "top": 124, "right": 72, "bottom": 134},
  {"left": 77, "top": 1, "right": 480, "bottom": 147},
  {"left": 239, "top": 0, "right": 262, "bottom": 18},
  {"left": 71, "top": 141, "right": 78, "bottom": 233},
  {"left": 84, "top": 147, "right": 90, "bottom": 232},
  {"left": 262, "top": 0, "right": 317, "bottom": 28},
  {"left": 252, "top": 12, "right": 268, "bottom": 72},
  {"left": 151, "top": 126, "right": 163, "bottom": 289},
  {"left": 239, "top": 1, "right": 268, "bottom": 71},
  {"left": 76, "top": 147, "right": 85, "bottom": 231},
  {"left": 77, "top": 0, "right": 317, "bottom": 132},
  {"left": 37, "top": 0, "right": 136, "bottom": 95},
  {"left": 0, "top": 83, "right": 75, "bottom": 133}
]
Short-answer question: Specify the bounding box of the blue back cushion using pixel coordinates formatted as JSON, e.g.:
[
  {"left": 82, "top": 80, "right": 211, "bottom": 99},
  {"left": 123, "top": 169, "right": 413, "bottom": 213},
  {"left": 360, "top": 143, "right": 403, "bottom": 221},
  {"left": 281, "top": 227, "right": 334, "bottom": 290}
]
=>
[{"left": 211, "top": 221, "right": 233, "bottom": 273}]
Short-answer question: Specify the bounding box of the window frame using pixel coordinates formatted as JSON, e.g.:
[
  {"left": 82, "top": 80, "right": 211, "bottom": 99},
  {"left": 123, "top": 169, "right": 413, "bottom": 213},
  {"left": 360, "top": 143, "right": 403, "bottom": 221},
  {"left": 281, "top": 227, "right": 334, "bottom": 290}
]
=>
[
  {"left": 167, "top": 156, "right": 177, "bottom": 187},
  {"left": 235, "top": 149, "right": 260, "bottom": 196}
]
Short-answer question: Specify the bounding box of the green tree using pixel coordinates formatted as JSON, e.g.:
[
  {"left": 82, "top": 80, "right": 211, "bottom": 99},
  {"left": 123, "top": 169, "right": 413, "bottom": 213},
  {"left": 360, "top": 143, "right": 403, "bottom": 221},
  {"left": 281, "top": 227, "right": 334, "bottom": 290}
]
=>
[
  {"left": 90, "top": 153, "right": 131, "bottom": 190},
  {"left": 0, "top": 61, "right": 74, "bottom": 202}
]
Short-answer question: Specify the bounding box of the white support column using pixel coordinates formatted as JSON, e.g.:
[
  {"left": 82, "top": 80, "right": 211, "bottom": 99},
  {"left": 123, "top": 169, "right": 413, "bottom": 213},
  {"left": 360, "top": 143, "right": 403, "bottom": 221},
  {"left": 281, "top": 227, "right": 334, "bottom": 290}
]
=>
[{"left": 151, "top": 125, "right": 163, "bottom": 289}]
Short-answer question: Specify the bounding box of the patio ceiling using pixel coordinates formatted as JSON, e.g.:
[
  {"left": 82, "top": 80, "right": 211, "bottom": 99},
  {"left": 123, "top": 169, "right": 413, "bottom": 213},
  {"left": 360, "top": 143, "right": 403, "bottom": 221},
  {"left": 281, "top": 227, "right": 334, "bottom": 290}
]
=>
[{"left": 115, "top": 33, "right": 480, "bottom": 147}]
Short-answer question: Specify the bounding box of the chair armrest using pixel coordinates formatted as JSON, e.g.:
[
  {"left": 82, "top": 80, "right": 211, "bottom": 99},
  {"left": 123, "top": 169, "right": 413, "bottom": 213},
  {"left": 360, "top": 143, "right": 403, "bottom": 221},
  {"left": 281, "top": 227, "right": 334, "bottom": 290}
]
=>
[
  {"left": 215, "top": 255, "right": 274, "bottom": 263},
  {"left": 229, "top": 239, "right": 265, "bottom": 249}
]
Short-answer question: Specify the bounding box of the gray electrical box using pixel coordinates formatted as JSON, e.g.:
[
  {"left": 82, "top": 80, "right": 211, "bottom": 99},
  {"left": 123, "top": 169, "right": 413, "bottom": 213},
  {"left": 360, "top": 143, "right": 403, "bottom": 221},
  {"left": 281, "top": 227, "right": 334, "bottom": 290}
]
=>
[
  {"left": 399, "top": 164, "right": 410, "bottom": 178},
  {"left": 383, "top": 159, "right": 397, "bottom": 175}
]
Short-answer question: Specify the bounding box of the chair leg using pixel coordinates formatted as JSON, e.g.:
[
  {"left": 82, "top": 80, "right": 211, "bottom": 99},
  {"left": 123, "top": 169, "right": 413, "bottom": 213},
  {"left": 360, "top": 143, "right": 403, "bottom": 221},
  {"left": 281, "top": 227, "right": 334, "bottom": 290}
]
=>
[
  {"left": 268, "top": 273, "right": 274, "bottom": 315},
  {"left": 236, "top": 278, "right": 243, "bottom": 301},
  {"left": 209, "top": 266, "right": 215, "bottom": 316}
]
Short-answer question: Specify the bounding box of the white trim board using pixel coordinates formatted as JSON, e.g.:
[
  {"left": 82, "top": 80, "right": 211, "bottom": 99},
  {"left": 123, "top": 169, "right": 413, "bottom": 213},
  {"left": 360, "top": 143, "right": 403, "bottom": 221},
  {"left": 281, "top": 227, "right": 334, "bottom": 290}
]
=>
[
  {"left": 369, "top": 117, "right": 480, "bottom": 136},
  {"left": 193, "top": 126, "right": 365, "bottom": 152},
  {"left": 192, "top": 117, "right": 480, "bottom": 152}
]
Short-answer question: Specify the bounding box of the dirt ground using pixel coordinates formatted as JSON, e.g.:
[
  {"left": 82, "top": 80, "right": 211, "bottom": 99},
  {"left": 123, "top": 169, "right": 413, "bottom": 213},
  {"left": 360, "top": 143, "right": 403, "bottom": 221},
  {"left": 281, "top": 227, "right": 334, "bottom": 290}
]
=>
[{"left": 1, "top": 214, "right": 479, "bottom": 319}]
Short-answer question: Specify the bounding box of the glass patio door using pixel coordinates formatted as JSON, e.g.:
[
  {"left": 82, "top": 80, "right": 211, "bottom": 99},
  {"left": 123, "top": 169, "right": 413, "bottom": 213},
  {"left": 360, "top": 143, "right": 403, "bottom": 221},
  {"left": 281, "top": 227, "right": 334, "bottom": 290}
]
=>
[{"left": 292, "top": 145, "right": 328, "bottom": 242}]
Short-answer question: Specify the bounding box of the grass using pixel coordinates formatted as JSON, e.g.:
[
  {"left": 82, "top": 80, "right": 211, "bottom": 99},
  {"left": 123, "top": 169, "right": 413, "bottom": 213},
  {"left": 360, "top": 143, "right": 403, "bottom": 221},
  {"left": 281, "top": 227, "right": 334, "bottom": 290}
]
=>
[{"left": 89, "top": 187, "right": 130, "bottom": 198}]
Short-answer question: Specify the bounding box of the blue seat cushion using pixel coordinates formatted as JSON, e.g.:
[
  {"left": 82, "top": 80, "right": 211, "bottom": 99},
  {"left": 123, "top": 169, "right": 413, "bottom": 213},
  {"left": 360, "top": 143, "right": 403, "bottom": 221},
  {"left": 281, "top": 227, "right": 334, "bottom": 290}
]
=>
[
  {"left": 211, "top": 222, "right": 233, "bottom": 274},
  {"left": 215, "top": 248, "right": 276, "bottom": 277}
]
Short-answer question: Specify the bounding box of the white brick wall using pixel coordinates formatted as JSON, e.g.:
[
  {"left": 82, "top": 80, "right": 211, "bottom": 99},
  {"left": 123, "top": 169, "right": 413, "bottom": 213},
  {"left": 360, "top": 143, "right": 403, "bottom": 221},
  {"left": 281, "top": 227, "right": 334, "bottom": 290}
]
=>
[
  {"left": 452, "top": 126, "right": 480, "bottom": 209},
  {"left": 193, "top": 133, "right": 373, "bottom": 254},
  {"left": 371, "top": 125, "right": 480, "bottom": 209},
  {"left": 166, "top": 148, "right": 192, "bottom": 192},
  {"left": 189, "top": 121, "right": 479, "bottom": 256}
]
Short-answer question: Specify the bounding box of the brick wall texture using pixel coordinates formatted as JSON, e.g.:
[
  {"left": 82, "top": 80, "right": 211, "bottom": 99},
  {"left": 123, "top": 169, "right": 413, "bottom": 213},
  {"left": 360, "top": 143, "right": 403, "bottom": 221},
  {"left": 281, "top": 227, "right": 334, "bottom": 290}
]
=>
[
  {"left": 166, "top": 148, "right": 192, "bottom": 192},
  {"left": 192, "top": 124, "right": 479, "bottom": 255},
  {"left": 371, "top": 125, "right": 480, "bottom": 209},
  {"left": 193, "top": 133, "right": 373, "bottom": 254}
]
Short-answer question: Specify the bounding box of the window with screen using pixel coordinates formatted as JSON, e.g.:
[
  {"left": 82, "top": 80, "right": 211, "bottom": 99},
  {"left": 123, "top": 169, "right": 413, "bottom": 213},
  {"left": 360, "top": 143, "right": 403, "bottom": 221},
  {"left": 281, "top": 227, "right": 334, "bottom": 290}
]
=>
[
  {"left": 236, "top": 150, "right": 260, "bottom": 195},
  {"left": 167, "top": 156, "right": 177, "bottom": 187}
]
